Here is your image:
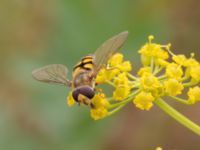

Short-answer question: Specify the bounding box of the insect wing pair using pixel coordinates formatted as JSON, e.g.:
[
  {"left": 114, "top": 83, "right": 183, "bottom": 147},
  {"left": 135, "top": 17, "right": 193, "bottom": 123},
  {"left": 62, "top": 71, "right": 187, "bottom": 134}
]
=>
[{"left": 32, "top": 31, "right": 129, "bottom": 105}]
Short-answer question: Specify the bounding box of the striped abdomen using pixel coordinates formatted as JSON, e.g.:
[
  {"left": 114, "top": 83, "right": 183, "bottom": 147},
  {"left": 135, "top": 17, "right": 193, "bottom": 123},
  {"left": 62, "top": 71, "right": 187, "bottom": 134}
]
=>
[
  {"left": 72, "top": 55, "right": 95, "bottom": 88},
  {"left": 73, "top": 55, "right": 94, "bottom": 71}
]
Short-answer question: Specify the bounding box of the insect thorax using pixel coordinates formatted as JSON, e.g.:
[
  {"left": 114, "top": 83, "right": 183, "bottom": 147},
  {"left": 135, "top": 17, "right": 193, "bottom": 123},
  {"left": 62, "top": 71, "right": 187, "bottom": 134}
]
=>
[{"left": 73, "top": 71, "right": 94, "bottom": 88}]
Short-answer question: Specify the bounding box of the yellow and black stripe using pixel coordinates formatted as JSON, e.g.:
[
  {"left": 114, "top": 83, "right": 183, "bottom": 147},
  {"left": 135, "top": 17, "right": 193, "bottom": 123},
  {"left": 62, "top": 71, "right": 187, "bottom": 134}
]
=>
[{"left": 73, "top": 55, "right": 94, "bottom": 71}]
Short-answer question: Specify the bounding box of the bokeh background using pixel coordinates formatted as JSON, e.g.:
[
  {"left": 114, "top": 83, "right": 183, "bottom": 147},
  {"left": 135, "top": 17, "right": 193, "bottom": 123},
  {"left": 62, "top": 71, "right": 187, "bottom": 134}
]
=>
[{"left": 0, "top": 0, "right": 200, "bottom": 150}]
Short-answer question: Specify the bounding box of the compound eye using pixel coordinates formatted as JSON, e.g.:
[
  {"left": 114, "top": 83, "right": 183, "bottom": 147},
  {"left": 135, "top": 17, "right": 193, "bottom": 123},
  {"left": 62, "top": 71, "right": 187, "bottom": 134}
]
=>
[
  {"left": 79, "top": 86, "right": 95, "bottom": 99},
  {"left": 72, "top": 90, "right": 79, "bottom": 102},
  {"left": 72, "top": 86, "right": 95, "bottom": 102}
]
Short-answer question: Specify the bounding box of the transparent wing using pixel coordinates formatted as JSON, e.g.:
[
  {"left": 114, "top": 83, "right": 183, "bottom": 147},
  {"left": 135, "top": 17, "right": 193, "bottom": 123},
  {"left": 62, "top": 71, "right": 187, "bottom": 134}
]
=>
[
  {"left": 94, "top": 31, "right": 128, "bottom": 72},
  {"left": 32, "top": 64, "right": 71, "bottom": 87}
]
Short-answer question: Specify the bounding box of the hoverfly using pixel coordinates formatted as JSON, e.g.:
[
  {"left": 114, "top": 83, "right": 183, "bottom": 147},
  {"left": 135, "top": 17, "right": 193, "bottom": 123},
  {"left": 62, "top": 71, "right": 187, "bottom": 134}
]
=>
[{"left": 32, "top": 31, "right": 128, "bottom": 107}]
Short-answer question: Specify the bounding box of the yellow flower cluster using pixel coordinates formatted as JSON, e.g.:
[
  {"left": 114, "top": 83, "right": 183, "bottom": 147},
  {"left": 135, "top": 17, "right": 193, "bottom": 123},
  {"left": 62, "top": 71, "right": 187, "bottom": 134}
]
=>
[
  {"left": 90, "top": 93, "right": 110, "bottom": 120},
  {"left": 66, "top": 35, "right": 200, "bottom": 121},
  {"left": 134, "top": 35, "right": 199, "bottom": 110},
  {"left": 113, "top": 73, "right": 131, "bottom": 100},
  {"left": 138, "top": 35, "right": 169, "bottom": 67},
  {"left": 95, "top": 53, "right": 132, "bottom": 84},
  {"left": 90, "top": 53, "right": 133, "bottom": 119},
  {"left": 95, "top": 53, "right": 133, "bottom": 104}
]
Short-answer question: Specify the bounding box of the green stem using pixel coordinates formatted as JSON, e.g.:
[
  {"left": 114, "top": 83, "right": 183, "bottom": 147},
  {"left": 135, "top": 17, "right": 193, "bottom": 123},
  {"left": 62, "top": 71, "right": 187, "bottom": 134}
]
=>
[
  {"left": 154, "top": 98, "right": 200, "bottom": 136},
  {"left": 108, "top": 104, "right": 126, "bottom": 116},
  {"left": 150, "top": 57, "right": 154, "bottom": 72},
  {"left": 181, "top": 75, "right": 189, "bottom": 82},
  {"left": 166, "top": 47, "right": 174, "bottom": 56},
  {"left": 108, "top": 89, "right": 140, "bottom": 109},
  {"left": 107, "top": 97, "right": 114, "bottom": 102},
  {"left": 158, "top": 75, "right": 166, "bottom": 80},
  {"left": 183, "top": 80, "right": 198, "bottom": 87},
  {"left": 153, "top": 65, "right": 162, "bottom": 75},
  {"left": 108, "top": 97, "right": 131, "bottom": 109},
  {"left": 153, "top": 65, "right": 159, "bottom": 74},
  {"left": 106, "top": 80, "right": 115, "bottom": 87},
  {"left": 127, "top": 73, "right": 138, "bottom": 81},
  {"left": 170, "top": 96, "right": 190, "bottom": 105}
]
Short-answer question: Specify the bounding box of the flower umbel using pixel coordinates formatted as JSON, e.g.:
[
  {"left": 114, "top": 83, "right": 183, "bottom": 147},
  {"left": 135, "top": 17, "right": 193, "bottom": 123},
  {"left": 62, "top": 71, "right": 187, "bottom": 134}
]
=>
[{"left": 67, "top": 35, "right": 200, "bottom": 136}]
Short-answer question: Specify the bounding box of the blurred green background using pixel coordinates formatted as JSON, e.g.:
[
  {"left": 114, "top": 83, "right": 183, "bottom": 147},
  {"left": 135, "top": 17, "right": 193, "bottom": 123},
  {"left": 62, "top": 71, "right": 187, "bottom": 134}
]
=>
[{"left": 0, "top": 0, "right": 200, "bottom": 150}]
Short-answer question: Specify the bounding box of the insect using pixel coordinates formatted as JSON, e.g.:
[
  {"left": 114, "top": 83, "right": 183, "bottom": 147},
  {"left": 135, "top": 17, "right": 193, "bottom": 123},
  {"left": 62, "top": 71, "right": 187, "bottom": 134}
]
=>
[{"left": 32, "top": 31, "right": 128, "bottom": 107}]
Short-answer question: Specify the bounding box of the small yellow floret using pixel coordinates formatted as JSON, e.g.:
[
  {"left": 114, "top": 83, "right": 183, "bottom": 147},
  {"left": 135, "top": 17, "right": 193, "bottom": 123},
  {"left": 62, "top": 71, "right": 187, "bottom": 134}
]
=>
[
  {"left": 108, "top": 53, "right": 132, "bottom": 72},
  {"left": 90, "top": 93, "right": 109, "bottom": 120},
  {"left": 185, "top": 57, "right": 199, "bottom": 67},
  {"left": 96, "top": 68, "right": 119, "bottom": 84},
  {"left": 90, "top": 108, "right": 108, "bottom": 120},
  {"left": 108, "top": 53, "right": 123, "bottom": 67},
  {"left": 117, "top": 61, "right": 132, "bottom": 72},
  {"left": 140, "top": 73, "right": 163, "bottom": 97},
  {"left": 172, "top": 55, "right": 187, "bottom": 66},
  {"left": 113, "top": 73, "right": 129, "bottom": 86},
  {"left": 187, "top": 86, "right": 200, "bottom": 104},
  {"left": 138, "top": 39, "right": 169, "bottom": 66},
  {"left": 140, "top": 73, "right": 161, "bottom": 91},
  {"left": 113, "top": 73, "right": 131, "bottom": 100},
  {"left": 164, "top": 79, "right": 184, "bottom": 96},
  {"left": 96, "top": 53, "right": 132, "bottom": 84},
  {"left": 95, "top": 68, "right": 107, "bottom": 83},
  {"left": 92, "top": 93, "right": 109, "bottom": 108},
  {"left": 133, "top": 91, "right": 155, "bottom": 110},
  {"left": 189, "top": 65, "right": 200, "bottom": 82},
  {"left": 137, "top": 67, "right": 151, "bottom": 77},
  {"left": 113, "top": 86, "right": 130, "bottom": 101},
  {"left": 165, "top": 63, "right": 183, "bottom": 80},
  {"left": 156, "top": 58, "right": 169, "bottom": 67},
  {"left": 67, "top": 92, "right": 75, "bottom": 107}
]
